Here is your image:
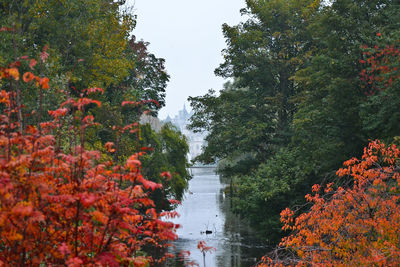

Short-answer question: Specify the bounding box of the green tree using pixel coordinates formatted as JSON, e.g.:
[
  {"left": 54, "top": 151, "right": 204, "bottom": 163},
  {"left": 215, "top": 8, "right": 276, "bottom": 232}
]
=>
[
  {"left": 359, "top": 31, "right": 400, "bottom": 142},
  {"left": 0, "top": 0, "right": 135, "bottom": 131},
  {"left": 121, "top": 36, "right": 169, "bottom": 112},
  {"left": 215, "top": 0, "right": 320, "bottom": 147},
  {"left": 188, "top": 0, "right": 321, "bottom": 244},
  {"left": 232, "top": 148, "right": 312, "bottom": 243},
  {"left": 293, "top": 0, "right": 400, "bottom": 174},
  {"left": 0, "top": 0, "right": 190, "bottom": 217},
  {"left": 190, "top": 0, "right": 400, "bottom": 245},
  {"left": 190, "top": 0, "right": 321, "bottom": 173},
  {"left": 189, "top": 80, "right": 274, "bottom": 175},
  {"left": 0, "top": 0, "right": 134, "bottom": 87},
  {"left": 139, "top": 123, "right": 191, "bottom": 211}
]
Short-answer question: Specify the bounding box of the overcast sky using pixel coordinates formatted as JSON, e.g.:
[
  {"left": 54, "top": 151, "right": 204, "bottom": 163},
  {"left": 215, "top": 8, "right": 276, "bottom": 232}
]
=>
[{"left": 127, "top": 0, "right": 246, "bottom": 119}]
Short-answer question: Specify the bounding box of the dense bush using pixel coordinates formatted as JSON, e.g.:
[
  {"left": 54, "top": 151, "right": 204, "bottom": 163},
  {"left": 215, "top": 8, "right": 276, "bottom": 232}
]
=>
[
  {"left": 260, "top": 140, "right": 400, "bottom": 266},
  {"left": 0, "top": 61, "right": 178, "bottom": 266}
]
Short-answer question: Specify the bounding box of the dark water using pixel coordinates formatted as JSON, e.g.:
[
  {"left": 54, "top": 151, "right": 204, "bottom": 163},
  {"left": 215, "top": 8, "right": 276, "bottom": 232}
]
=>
[{"left": 167, "top": 168, "right": 267, "bottom": 267}]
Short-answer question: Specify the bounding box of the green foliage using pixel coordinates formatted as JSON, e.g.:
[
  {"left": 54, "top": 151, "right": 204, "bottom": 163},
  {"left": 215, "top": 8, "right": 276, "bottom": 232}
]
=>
[
  {"left": 232, "top": 148, "right": 312, "bottom": 243},
  {"left": 359, "top": 31, "right": 400, "bottom": 141},
  {"left": 190, "top": 0, "right": 400, "bottom": 245},
  {"left": 361, "top": 84, "right": 400, "bottom": 141},
  {"left": 189, "top": 80, "right": 277, "bottom": 168},
  {"left": 137, "top": 123, "right": 191, "bottom": 211},
  {"left": 292, "top": 0, "right": 398, "bottom": 172},
  {"left": 0, "top": 0, "right": 189, "bottom": 216},
  {"left": 0, "top": 0, "right": 135, "bottom": 87},
  {"left": 190, "top": 0, "right": 321, "bottom": 171},
  {"left": 121, "top": 37, "right": 169, "bottom": 112}
]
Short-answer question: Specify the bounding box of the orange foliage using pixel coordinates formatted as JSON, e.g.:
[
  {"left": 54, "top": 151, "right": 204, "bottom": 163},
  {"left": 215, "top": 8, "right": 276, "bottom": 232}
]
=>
[
  {"left": 260, "top": 140, "right": 400, "bottom": 266},
  {"left": 0, "top": 64, "right": 178, "bottom": 266}
]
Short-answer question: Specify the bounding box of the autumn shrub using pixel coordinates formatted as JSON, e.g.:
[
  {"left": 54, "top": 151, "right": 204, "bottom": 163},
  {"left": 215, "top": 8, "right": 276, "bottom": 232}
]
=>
[
  {"left": 0, "top": 63, "right": 178, "bottom": 266},
  {"left": 259, "top": 140, "right": 400, "bottom": 266}
]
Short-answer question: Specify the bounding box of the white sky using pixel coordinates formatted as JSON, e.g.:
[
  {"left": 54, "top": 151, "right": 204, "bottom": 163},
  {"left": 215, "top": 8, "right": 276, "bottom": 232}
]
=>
[{"left": 127, "top": 0, "right": 246, "bottom": 119}]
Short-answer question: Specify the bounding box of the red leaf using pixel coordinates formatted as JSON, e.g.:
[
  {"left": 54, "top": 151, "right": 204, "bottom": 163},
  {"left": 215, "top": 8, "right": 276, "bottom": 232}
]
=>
[
  {"left": 121, "top": 101, "right": 139, "bottom": 106},
  {"left": 161, "top": 171, "right": 172, "bottom": 180},
  {"left": 105, "top": 142, "right": 116, "bottom": 153},
  {"left": 168, "top": 199, "right": 181, "bottom": 205},
  {"left": 66, "top": 257, "right": 83, "bottom": 267},
  {"left": 40, "top": 45, "right": 49, "bottom": 63},
  {"left": 0, "top": 27, "right": 14, "bottom": 32},
  {"left": 29, "top": 59, "right": 37, "bottom": 70},
  {"left": 48, "top": 108, "right": 68, "bottom": 118},
  {"left": 23, "top": 72, "right": 35, "bottom": 82},
  {"left": 58, "top": 243, "right": 70, "bottom": 256},
  {"left": 40, "top": 77, "right": 49, "bottom": 89},
  {"left": 140, "top": 177, "right": 162, "bottom": 191},
  {"left": 85, "top": 87, "right": 104, "bottom": 94}
]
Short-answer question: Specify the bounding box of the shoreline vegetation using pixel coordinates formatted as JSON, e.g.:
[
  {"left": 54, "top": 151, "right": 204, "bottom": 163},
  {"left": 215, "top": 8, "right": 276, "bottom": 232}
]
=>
[
  {"left": 0, "top": 1, "right": 190, "bottom": 265},
  {"left": 1, "top": 0, "right": 400, "bottom": 266},
  {"left": 188, "top": 0, "right": 400, "bottom": 265}
]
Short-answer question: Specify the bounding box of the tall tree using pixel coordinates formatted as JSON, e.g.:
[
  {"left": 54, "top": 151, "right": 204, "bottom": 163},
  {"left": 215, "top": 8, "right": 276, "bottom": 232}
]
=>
[
  {"left": 0, "top": 0, "right": 135, "bottom": 88},
  {"left": 293, "top": 0, "right": 400, "bottom": 173},
  {"left": 190, "top": 0, "right": 400, "bottom": 245},
  {"left": 0, "top": 0, "right": 190, "bottom": 217},
  {"left": 190, "top": 0, "right": 321, "bottom": 172},
  {"left": 215, "top": 0, "right": 320, "bottom": 148}
]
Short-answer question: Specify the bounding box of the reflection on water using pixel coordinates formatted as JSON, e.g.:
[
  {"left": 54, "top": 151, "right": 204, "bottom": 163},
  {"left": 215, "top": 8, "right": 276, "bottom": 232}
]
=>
[{"left": 167, "top": 168, "right": 267, "bottom": 267}]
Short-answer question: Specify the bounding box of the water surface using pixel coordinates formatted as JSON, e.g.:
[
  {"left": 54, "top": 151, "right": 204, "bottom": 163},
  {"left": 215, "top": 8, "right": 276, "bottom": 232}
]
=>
[{"left": 168, "top": 168, "right": 267, "bottom": 267}]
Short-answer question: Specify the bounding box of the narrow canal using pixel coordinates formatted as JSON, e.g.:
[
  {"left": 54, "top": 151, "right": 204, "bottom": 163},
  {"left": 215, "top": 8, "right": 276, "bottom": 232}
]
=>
[{"left": 167, "top": 167, "right": 267, "bottom": 267}]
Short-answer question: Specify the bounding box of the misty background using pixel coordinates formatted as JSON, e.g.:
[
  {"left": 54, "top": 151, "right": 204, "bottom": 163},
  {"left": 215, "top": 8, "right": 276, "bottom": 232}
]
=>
[{"left": 128, "top": 0, "right": 246, "bottom": 119}]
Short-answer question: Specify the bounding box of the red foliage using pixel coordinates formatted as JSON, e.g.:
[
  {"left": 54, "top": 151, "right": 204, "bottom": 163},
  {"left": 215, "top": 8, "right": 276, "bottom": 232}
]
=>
[
  {"left": 0, "top": 67, "right": 19, "bottom": 81},
  {"left": 260, "top": 140, "right": 400, "bottom": 266},
  {"left": 0, "top": 65, "right": 179, "bottom": 266},
  {"left": 122, "top": 99, "right": 160, "bottom": 107},
  {"left": 197, "top": 240, "right": 216, "bottom": 255},
  {"left": 0, "top": 27, "right": 14, "bottom": 32},
  {"left": 161, "top": 171, "right": 172, "bottom": 181},
  {"left": 360, "top": 34, "right": 400, "bottom": 94},
  {"left": 40, "top": 45, "right": 49, "bottom": 63}
]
